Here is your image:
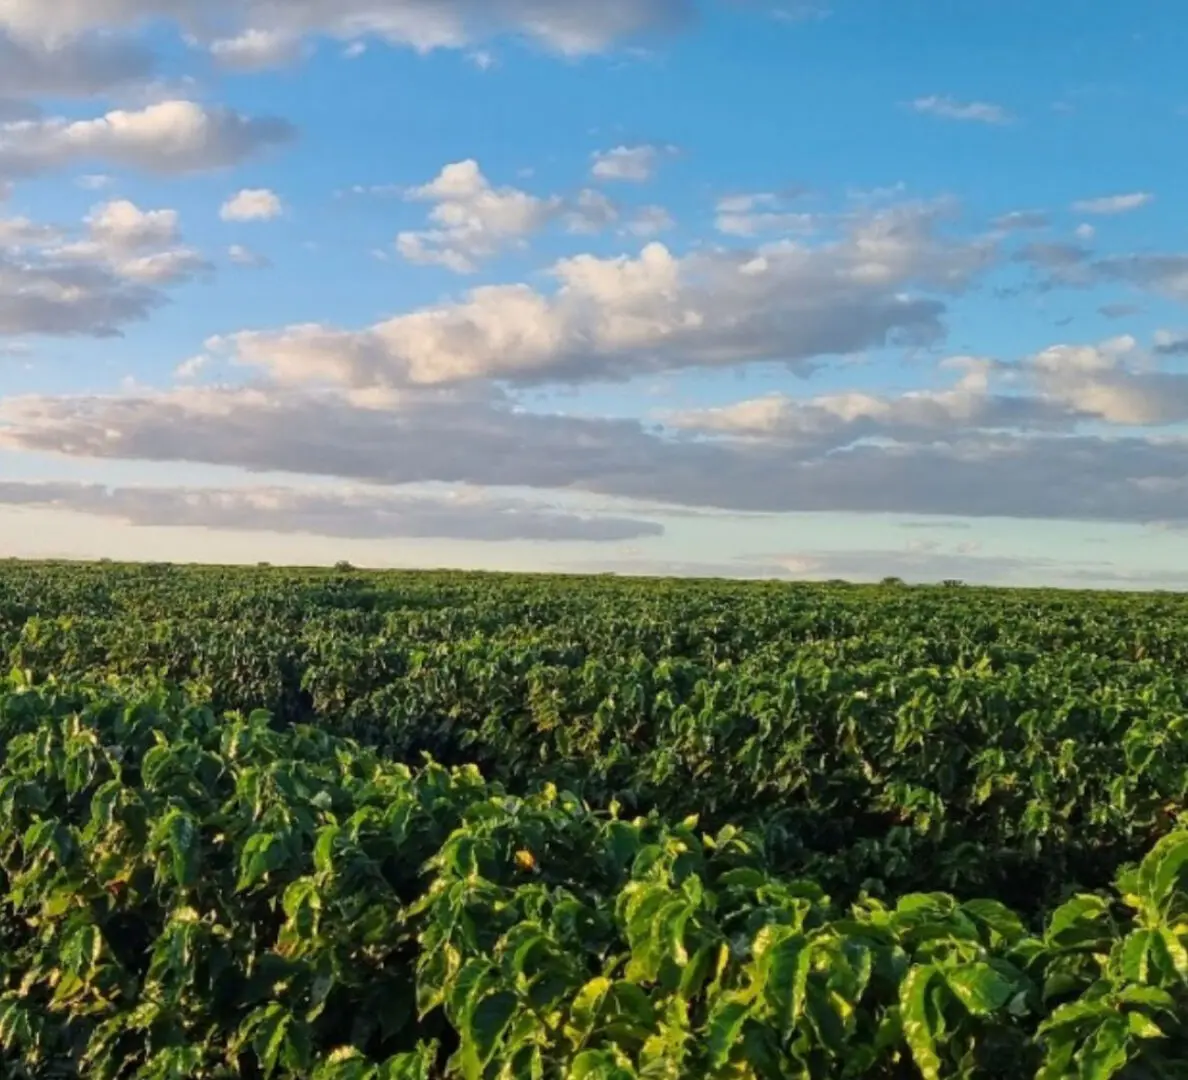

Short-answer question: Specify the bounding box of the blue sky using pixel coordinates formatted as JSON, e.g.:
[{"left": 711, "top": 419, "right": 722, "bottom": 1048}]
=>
[{"left": 2, "top": 0, "right": 1188, "bottom": 586}]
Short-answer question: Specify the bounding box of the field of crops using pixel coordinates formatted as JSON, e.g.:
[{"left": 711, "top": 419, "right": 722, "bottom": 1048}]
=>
[{"left": 0, "top": 561, "right": 1186, "bottom": 1078}]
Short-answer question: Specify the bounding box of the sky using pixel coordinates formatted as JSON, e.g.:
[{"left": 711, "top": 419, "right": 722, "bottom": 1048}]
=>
[{"left": 2, "top": 0, "right": 1188, "bottom": 588}]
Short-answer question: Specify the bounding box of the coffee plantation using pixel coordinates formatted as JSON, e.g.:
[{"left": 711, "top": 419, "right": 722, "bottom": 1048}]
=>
[{"left": 0, "top": 561, "right": 1185, "bottom": 1077}]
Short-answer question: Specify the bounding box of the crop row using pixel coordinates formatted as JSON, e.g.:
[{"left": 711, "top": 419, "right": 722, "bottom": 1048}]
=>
[
  {"left": 2, "top": 566, "right": 1187, "bottom": 911},
  {"left": 0, "top": 679, "right": 1186, "bottom": 1079}
]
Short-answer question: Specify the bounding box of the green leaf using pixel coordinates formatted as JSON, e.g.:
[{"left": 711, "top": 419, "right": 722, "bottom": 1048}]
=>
[
  {"left": 568, "top": 977, "right": 612, "bottom": 1049},
  {"left": 156, "top": 808, "right": 200, "bottom": 888},
  {"left": 1151, "top": 928, "right": 1188, "bottom": 982},
  {"left": 282, "top": 878, "right": 323, "bottom": 940},
  {"left": 1126, "top": 1012, "right": 1164, "bottom": 1040},
  {"left": 1046, "top": 895, "right": 1110, "bottom": 946},
  {"left": 1138, "top": 832, "right": 1188, "bottom": 914},
  {"left": 246, "top": 1004, "right": 291, "bottom": 1079},
  {"left": 1113, "top": 985, "right": 1175, "bottom": 1011},
  {"left": 569, "top": 1050, "right": 636, "bottom": 1080},
  {"left": 961, "top": 898, "right": 1026, "bottom": 944},
  {"left": 1077, "top": 1015, "right": 1130, "bottom": 1080},
  {"left": 461, "top": 991, "right": 516, "bottom": 1080},
  {"left": 237, "top": 831, "right": 287, "bottom": 891},
  {"left": 315, "top": 824, "right": 341, "bottom": 875},
  {"left": 313, "top": 1046, "right": 378, "bottom": 1080},
  {"left": 377, "top": 1042, "right": 439, "bottom": 1080},
  {"left": 1115, "top": 930, "right": 1152, "bottom": 984},
  {"left": 1040, "top": 996, "right": 1114, "bottom": 1034},
  {"left": 944, "top": 962, "right": 1015, "bottom": 1016},
  {"left": 762, "top": 933, "right": 811, "bottom": 1037},
  {"left": 706, "top": 995, "right": 750, "bottom": 1069},
  {"left": 899, "top": 965, "right": 942, "bottom": 1080}
]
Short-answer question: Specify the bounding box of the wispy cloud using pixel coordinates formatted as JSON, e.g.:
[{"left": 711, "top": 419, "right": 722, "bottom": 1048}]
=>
[
  {"left": 1071, "top": 192, "right": 1154, "bottom": 215},
  {"left": 911, "top": 95, "right": 1013, "bottom": 125}
]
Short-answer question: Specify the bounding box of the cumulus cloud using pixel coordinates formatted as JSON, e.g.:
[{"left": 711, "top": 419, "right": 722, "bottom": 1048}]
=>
[
  {"left": 664, "top": 358, "right": 1078, "bottom": 451},
  {"left": 51, "top": 198, "right": 210, "bottom": 285},
  {"left": 910, "top": 96, "right": 1012, "bottom": 124},
  {"left": 0, "top": 199, "right": 207, "bottom": 336},
  {"left": 395, "top": 162, "right": 631, "bottom": 272},
  {"left": 87, "top": 199, "right": 179, "bottom": 249},
  {"left": 174, "top": 355, "right": 208, "bottom": 379},
  {"left": 213, "top": 202, "right": 990, "bottom": 386},
  {"left": 591, "top": 144, "right": 664, "bottom": 182},
  {"left": 0, "top": 479, "right": 663, "bottom": 543},
  {"left": 0, "top": 249, "right": 158, "bottom": 336},
  {"left": 1025, "top": 336, "right": 1188, "bottom": 425},
  {"left": 0, "top": 30, "right": 154, "bottom": 101},
  {"left": 220, "top": 188, "right": 284, "bottom": 221},
  {"left": 0, "top": 0, "right": 691, "bottom": 61},
  {"left": 669, "top": 336, "right": 1188, "bottom": 437},
  {"left": 1071, "top": 192, "right": 1154, "bottom": 215},
  {"left": 0, "top": 100, "right": 295, "bottom": 179},
  {"left": 396, "top": 159, "right": 564, "bottom": 272}
]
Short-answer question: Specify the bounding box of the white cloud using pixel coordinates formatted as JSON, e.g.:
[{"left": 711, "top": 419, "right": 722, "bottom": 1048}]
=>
[
  {"left": 9, "top": 380, "right": 1188, "bottom": 526},
  {"left": 228, "top": 244, "right": 270, "bottom": 268},
  {"left": 911, "top": 96, "right": 1012, "bottom": 125},
  {"left": 209, "top": 29, "right": 304, "bottom": 70},
  {"left": 0, "top": 0, "right": 692, "bottom": 60},
  {"left": 591, "top": 144, "right": 663, "bottom": 182},
  {"left": 220, "top": 187, "right": 284, "bottom": 222},
  {"left": 1028, "top": 336, "right": 1188, "bottom": 425},
  {"left": 0, "top": 214, "right": 58, "bottom": 247},
  {"left": 174, "top": 354, "right": 208, "bottom": 379},
  {"left": 625, "top": 204, "right": 674, "bottom": 237},
  {"left": 398, "top": 159, "right": 561, "bottom": 271},
  {"left": 566, "top": 188, "right": 619, "bottom": 234},
  {"left": 0, "top": 199, "right": 207, "bottom": 336},
  {"left": 1154, "top": 330, "right": 1188, "bottom": 356},
  {"left": 0, "top": 247, "right": 157, "bottom": 336},
  {"left": 992, "top": 210, "right": 1049, "bottom": 231},
  {"left": 665, "top": 358, "right": 1070, "bottom": 448},
  {"left": 0, "top": 30, "right": 154, "bottom": 101},
  {"left": 396, "top": 160, "right": 624, "bottom": 272},
  {"left": 1092, "top": 254, "right": 1188, "bottom": 303},
  {"left": 0, "top": 480, "right": 663, "bottom": 543},
  {"left": 0, "top": 100, "right": 295, "bottom": 178},
  {"left": 715, "top": 192, "right": 815, "bottom": 237},
  {"left": 1071, "top": 192, "right": 1154, "bottom": 215},
  {"left": 668, "top": 335, "right": 1188, "bottom": 437},
  {"left": 87, "top": 199, "right": 179, "bottom": 249},
  {"left": 215, "top": 202, "right": 992, "bottom": 386},
  {"left": 48, "top": 198, "right": 209, "bottom": 285}
]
